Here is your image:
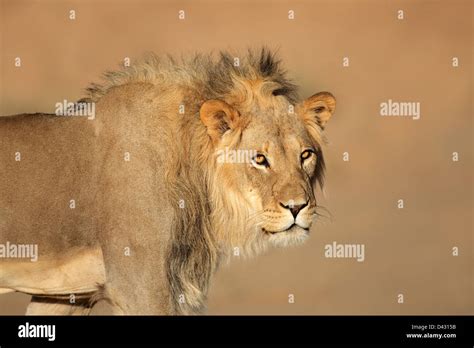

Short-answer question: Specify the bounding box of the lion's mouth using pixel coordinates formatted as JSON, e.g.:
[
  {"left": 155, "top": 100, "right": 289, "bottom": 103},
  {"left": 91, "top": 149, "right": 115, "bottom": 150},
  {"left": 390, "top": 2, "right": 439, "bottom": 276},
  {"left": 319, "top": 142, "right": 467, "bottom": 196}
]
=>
[{"left": 262, "top": 224, "right": 309, "bottom": 234}]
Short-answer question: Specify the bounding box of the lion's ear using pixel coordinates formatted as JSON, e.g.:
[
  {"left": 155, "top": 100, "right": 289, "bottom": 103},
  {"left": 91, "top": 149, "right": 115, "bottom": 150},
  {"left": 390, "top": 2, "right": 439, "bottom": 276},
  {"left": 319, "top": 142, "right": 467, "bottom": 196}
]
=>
[
  {"left": 299, "top": 92, "right": 336, "bottom": 129},
  {"left": 200, "top": 100, "right": 240, "bottom": 142}
]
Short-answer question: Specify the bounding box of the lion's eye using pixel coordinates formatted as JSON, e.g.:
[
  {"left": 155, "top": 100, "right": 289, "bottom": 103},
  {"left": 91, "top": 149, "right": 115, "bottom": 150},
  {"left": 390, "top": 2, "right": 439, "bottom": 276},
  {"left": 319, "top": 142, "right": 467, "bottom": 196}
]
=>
[
  {"left": 301, "top": 150, "right": 314, "bottom": 161},
  {"left": 253, "top": 154, "right": 269, "bottom": 167}
]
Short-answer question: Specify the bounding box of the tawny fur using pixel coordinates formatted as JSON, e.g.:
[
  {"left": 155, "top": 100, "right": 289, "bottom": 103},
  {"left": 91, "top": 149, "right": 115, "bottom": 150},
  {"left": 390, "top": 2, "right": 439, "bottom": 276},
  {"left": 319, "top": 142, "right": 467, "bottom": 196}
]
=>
[{"left": 0, "top": 48, "right": 336, "bottom": 315}]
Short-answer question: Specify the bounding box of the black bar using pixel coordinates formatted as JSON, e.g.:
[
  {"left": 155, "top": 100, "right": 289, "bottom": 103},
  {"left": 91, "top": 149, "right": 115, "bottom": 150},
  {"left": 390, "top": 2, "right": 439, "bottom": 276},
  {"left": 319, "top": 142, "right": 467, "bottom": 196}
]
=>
[{"left": 0, "top": 315, "right": 472, "bottom": 346}]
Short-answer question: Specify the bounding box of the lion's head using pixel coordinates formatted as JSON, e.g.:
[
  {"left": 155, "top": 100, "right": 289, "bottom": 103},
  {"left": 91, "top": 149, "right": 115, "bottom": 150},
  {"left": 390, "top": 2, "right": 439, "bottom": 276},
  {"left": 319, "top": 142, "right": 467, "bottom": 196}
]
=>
[{"left": 197, "top": 54, "right": 336, "bottom": 254}]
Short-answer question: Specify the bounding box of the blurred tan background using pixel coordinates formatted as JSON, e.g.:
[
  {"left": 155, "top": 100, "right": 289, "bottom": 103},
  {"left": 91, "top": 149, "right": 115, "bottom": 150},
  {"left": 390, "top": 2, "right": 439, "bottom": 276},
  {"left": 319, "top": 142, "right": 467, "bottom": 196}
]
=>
[{"left": 0, "top": 0, "right": 472, "bottom": 314}]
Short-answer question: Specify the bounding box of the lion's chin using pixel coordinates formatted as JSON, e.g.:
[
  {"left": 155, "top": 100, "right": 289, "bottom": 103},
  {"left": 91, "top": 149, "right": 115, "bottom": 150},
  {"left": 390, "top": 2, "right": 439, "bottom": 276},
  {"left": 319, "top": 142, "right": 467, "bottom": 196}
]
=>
[{"left": 263, "top": 225, "right": 310, "bottom": 248}]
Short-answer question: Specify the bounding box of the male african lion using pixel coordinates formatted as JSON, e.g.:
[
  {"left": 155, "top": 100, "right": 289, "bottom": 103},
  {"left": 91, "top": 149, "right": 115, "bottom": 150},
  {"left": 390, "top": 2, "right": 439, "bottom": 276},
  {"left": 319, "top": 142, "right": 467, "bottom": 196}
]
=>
[{"left": 0, "top": 49, "right": 336, "bottom": 315}]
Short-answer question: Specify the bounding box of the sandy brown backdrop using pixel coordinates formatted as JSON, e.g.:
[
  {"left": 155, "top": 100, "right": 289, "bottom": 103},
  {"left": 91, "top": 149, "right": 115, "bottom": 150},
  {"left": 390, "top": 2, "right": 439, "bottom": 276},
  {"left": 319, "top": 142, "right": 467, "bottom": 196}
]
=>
[{"left": 0, "top": 0, "right": 472, "bottom": 314}]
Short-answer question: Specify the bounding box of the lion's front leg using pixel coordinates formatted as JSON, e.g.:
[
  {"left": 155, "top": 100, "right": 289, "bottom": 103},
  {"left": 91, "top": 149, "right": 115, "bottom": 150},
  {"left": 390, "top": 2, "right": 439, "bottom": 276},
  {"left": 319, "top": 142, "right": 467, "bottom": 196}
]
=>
[
  {"left": 101, "top": 260, "right": 175, "bottom": 315},
  {"left": 99, "top": 232, "right": 176, "bottom": 315},
  {"left": 95, "top": 122, "right": 177, "bottom": 315}
]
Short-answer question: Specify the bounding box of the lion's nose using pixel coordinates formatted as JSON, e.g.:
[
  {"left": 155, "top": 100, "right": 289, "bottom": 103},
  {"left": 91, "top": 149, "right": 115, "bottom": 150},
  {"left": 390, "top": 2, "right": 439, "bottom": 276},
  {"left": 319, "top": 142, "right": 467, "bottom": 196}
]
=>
[{"left": 279, "top": 201, "right": 308, "bottom": 218}]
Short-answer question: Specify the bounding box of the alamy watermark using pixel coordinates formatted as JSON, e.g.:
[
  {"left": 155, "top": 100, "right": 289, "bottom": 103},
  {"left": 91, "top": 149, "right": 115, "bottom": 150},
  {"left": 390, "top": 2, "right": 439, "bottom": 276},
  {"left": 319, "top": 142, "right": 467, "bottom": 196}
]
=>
[
  {"left": 216, "top": 147, "right": 257, "bottom": 164},
  {"left": 18, "top": 322, "right": 55, "bottom": 341},
  {"left": 55, "top": 99, "right": 95, "bottom": 120},
  {"left": 380, "top": 99, "right": 420, "bottom": 120},
  {"left": 324, "top": 241, "right": 365, "bottom": 262},
  {"left": 0, "top": 241, "right": 38, "bottom": 262}
]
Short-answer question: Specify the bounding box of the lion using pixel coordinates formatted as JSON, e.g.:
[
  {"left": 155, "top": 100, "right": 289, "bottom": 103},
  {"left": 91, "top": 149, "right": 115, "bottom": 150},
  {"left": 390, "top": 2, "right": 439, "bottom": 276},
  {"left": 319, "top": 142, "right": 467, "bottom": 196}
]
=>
[{"left": 0, "top": 48, "right": 336, "bottom": 315}]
